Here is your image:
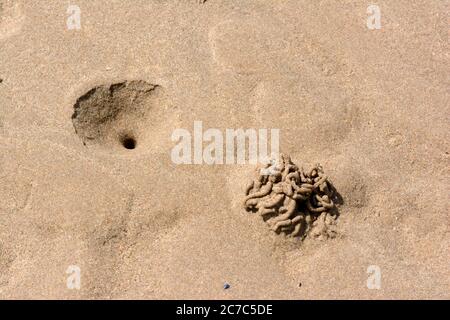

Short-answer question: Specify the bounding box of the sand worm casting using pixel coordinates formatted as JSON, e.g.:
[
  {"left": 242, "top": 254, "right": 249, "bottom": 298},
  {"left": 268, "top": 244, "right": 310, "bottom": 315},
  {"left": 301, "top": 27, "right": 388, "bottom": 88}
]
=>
[{"left": 244, "top": 154, "right": 339, "bottom": 239}]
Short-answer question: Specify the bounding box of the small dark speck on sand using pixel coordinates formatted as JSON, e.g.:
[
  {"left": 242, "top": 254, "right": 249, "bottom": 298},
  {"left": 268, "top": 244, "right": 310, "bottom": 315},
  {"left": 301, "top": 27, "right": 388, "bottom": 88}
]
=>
[{"left": 224, "top": 283, "right": 230, "bottom": 290}]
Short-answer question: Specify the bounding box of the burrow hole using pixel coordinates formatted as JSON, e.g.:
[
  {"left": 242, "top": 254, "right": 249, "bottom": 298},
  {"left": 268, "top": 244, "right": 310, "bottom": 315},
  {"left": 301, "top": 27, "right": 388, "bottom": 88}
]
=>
[{"left": 121, "top": 135, "right": 137, "bottom": 150}]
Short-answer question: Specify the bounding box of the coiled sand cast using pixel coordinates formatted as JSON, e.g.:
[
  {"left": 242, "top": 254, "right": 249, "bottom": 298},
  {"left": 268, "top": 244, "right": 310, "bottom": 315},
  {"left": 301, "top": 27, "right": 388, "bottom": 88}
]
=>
[{"left": 244, "top": 154, "right": 339, "bottom": 240}]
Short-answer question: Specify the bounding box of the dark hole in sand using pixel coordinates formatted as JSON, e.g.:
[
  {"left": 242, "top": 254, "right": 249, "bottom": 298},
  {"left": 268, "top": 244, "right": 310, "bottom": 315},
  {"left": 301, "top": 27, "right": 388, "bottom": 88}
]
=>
[{"left": 121, "top": 136, "right": 136, "bottom": 150}]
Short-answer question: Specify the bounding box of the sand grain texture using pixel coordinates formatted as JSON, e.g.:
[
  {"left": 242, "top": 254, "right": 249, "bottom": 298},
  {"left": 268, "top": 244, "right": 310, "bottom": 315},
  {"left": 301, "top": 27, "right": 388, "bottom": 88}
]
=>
[{"left": 0, "top": 0, "right": 449, "bottom": 299}]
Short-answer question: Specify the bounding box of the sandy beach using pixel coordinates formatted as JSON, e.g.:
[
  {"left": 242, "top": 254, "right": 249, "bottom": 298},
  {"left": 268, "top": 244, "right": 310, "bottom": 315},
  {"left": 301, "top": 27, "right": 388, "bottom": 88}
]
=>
[{"left": 0, "top": 0, "right": 449, "bottom": 299}]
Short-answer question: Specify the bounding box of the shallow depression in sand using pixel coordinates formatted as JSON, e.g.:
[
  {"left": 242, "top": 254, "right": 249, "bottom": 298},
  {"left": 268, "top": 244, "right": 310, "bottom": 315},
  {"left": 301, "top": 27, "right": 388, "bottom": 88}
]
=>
[{"left": 71, "top": 80, "right": 172, "bottom": 154}]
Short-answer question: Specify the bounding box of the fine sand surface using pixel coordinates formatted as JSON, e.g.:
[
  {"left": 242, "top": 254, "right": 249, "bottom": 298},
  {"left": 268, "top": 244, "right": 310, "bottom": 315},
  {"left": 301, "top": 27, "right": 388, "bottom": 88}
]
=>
[{"left": 0, "top": 0, "right": 449, "bottom": 299}]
